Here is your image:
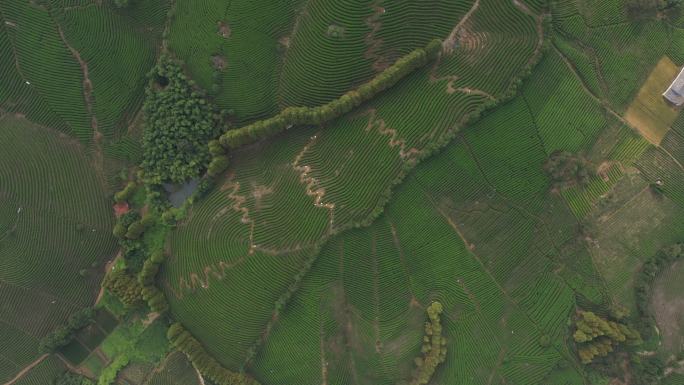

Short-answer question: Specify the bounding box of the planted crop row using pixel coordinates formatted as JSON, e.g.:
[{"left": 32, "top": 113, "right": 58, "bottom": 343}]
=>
[
  {"left": 277, "top": 0, "right": 375, "bottom": 107},
  {"left": 166, "top": 1, "right": 544, "bottom": 380},
  {"left": 0, "top": 115, "right": 116, "bottom": 382},
  {"left": 12, "top": 356, "right": 65, "bottom": 385},
  {"left": 219, "top": 39, "right": 441, "bottom": 149},
  {"left": 523, "top": 50, "right": 607, "bottom": 154},
  {"left": 0, "top": 0, "right": 91, "bottom": 143},
  {"left": 433, "top": 0, "right": 540, "bottom": 98},
  {"left": 53, "top": 4, "right": 162, "bottom": 139},
  {"left": 169, "top": 0, "right": 299, "bottom": 122}
]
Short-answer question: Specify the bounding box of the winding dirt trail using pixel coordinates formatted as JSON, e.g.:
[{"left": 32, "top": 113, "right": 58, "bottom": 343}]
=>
[{"left": 443, "top": 0, "right": 480, "bottom": 54}]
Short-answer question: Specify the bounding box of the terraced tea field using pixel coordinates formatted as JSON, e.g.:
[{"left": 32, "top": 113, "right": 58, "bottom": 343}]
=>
[
  {"left": 0, "top": 114, "right": 117, "bottom": 383},
  {"left": 2, "top": 0, "right": 684, "bottom": 384}
]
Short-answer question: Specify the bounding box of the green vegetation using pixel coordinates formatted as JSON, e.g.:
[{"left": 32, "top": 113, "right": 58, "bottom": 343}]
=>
[
  {"left": 543, "top": 151, "right": 593, "bottom": 189},
  {"left": 218, "top": 39, "right": 442, "bottom": 149},
  {"left": 167, "top": 323, "right": 260, "bottom": 385},
  {"left": 39, "top": 308, "right": 95, "bottom": 353},
  {"left": 572, "top": 311, "right": 641, "bottom": 364},
  {"left": 0, "top": 115, "right": 116, "bottom": 383},
  {"left": 142, "top": 57, "right": 221, "bottom": 184},
  {"left": 54, "top": 372, "right": 94, "bottom": 385},
  {"left": 2, "top": 0, "right": 684, "bottom": 384},
  {"left": 634, "top": 243, "right": 684, "bottom": 338},
  {"left": 103, "top": 268, "right": 143, "bottom": 308},
  {"left": 97, "top": 355, "right": 129, "bottom": 385},
  {"left": 409, "top": 302, "right": 448, "bottom": 385}
]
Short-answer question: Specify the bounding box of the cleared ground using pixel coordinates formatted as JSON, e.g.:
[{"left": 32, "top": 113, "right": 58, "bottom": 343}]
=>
[{"left": 651, "top": 260, "right": 684, "bottom": 357}]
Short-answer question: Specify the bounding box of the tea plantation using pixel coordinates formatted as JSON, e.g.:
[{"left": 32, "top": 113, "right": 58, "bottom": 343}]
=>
[{"left": 1, "top": 0, "right": 684, "bottom": 384}]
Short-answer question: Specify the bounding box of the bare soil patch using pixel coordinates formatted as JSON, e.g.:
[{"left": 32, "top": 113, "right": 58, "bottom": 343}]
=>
[
  {"left": 651, "top": 260, "right": 684, "bottom": 356},
  {"left": 217, "top": 21, "right": 231, "bottom": 38},
  {"left": 625, "top": 56, "right": 681, "bottom": 145}
]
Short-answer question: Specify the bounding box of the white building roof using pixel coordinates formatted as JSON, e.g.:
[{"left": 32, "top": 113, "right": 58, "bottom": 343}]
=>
[{"left": 663, "top": 66, "right": 684, "bottom": 106}]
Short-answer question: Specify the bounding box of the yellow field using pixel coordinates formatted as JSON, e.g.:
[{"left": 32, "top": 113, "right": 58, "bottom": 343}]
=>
[{"left": 624, "top": 56, "right": 681, "bottom": 145}]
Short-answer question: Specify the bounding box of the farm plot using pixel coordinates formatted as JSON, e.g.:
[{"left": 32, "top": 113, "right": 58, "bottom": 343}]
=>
[
  {"left": 550, "top": 0, "right": 670, "bottom": 111},
  {"left": 168, "top": 0, "right": 301, "bottom": 122},
  {"left": 163, "top": 0, "right": 543, "bottom": 372},
  {"left": 0, "top": 115, "right": 117, "bottom": 383},
  {"left": 250, "top": 94, "right": 578, "bottom": 385},
  {"left": 51, "top": 1, "right": 167, "bottom": 139},
  {"left": 0, "top": 0, "right": 91, "bottom": 142},
  {"left": 10, "top": 355, "right": 65, "bottom": 385},
  {"left": 0, "top": 0, "right": 166, "bottom": 143},
  {"left": 624, "top": 56, "right": 681, "bottom": 145}
]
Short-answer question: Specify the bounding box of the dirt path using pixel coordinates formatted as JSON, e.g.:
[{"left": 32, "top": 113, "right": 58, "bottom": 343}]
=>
[
  {"left": 292, "top": 135, "right": 336, "bottom": 230},
  {"left": 511, "top": 0, "right": 546, "bottom": 68},
  {"left": 443, "top": 0, "right": 480, "bottom": 54},
  {"left": 3, "top": 354, "right": 48, "bottom": 385},
  {"left": 95, "top": 254, "right": 120, "bottom": 305}
]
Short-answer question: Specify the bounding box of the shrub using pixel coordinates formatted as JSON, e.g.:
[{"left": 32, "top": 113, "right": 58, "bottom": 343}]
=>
[
  {"left": 98, "top": 354, "right": 129, "bottom": 385},
  {"left": 39, "top": 308, "right": 96, "bottom": 353},
  {"left": 54, "top": 372, "right": 94, "bottom": 385},
  {"left": 112, "top": 223, "right": 127, "bottom": 239},
  {"left": 543, "top": 151, "right": 593, "bottom": 189},
  {"left": 124, "top": 214, "right": 155, "bottom": 239},
  {"left": 103, "top": 269, "right": 143, "bottom": 308},
  {"left": 113, "top": 182, "right": 136, "bottom": 203}
]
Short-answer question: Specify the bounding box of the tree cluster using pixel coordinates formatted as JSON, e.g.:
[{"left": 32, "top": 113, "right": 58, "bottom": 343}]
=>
[
  {"left": 103, "top": 268, "right": 143, "bottom": 308},
  {"left": 138, "top": 250, "right": 170, "bottom": 313},
  {"left": 573, "top": 311, "right": 641, "bottom": 364},
  {"left": 124, "top": 214, "right": 155, "bottom": 240},
  {"left": 207, "top": 139, "right": 230, "bottom": 177},
  {"left": 167, "top": 323, "right": 261, "bottom": 385},
  {"left": 408, "top": 302, "right": 447, "bottom": 385},
  {"left": 39, "top": 308, "right": 95, "bottom": 353},
  {"left": 97, "top": 354, "right": 129, "bottom": 385},
  {"left": 142, "top": 56, "right": 221, "bottom": 184},
  {"left": 543, "top": 151, "right": 593, "bottom": 190},
  {"left": 218, "top": 39, "right": 442, "bottom": 150},
  {"left": 634, "top": 243, "right": 683, "bottom": 339}
]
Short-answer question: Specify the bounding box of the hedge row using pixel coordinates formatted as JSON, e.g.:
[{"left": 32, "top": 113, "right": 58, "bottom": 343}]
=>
[
  {"left": 217, "top": 39, "right": 442, "bottom": 150},
  {"left": 38, "top": 308, "right": 95, "bottom": 353},
  {"left": 167, "top": 323, "right": 260, "bottom": 385},
  {"left": 138, "top": 250, "right": 170, "bottom": 313},
  {"left": 410, "top": 302, "right": 447, "bottom": 385}
]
